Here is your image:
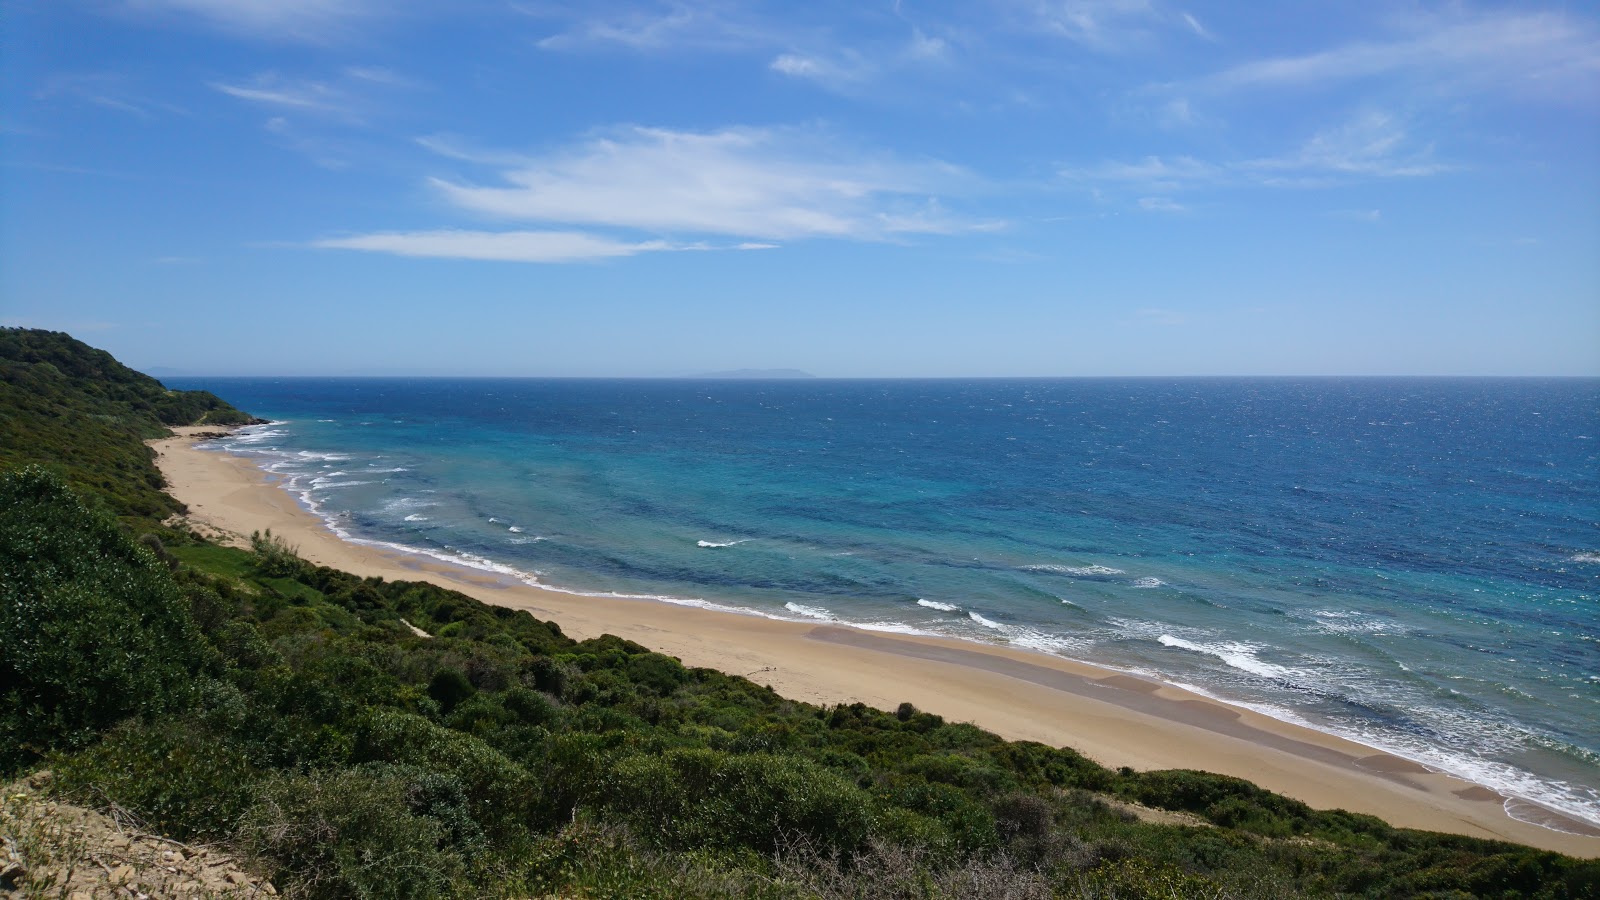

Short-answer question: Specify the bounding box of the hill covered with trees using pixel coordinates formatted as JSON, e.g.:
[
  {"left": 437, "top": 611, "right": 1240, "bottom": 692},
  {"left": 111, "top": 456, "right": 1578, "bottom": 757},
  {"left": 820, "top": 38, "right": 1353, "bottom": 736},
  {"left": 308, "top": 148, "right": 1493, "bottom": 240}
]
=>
[
  {"left": 0, "top": 328, "right": 260, "bottom": 522},
  {"left": 2, "top": 331, "right": 1595, "bottom": 899}
]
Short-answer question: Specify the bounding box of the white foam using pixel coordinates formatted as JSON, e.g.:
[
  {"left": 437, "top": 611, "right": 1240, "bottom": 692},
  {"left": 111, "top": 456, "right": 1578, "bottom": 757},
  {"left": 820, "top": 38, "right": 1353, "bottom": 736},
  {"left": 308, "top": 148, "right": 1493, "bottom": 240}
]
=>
[
  {"left": 1157, "top": 635, "right": 1298, "bottom": 681},
  {"left": 698, "top": 539, "right": 750, "bottom": 548},
  {"left": 508, "top": 526, "right": 524, "bottom": 533},
  {"left": 381, "top": 496, "right": 437, "bottom": 513},
  {"left": 917, "top": 599, "right": 961, "bottom": 612},
  {"left": 969, "top": 611, "right": 1004, "bottom": 630},
  {"left": 403, "top": 514, "right": 429, "bottom": 522},
  {"left": 307, "top": 480, "right": 373, "bottom": 490},
  {"left": 1023, "top": 564, "right": 1126, "bottom": 576},
  {"left": 1569, "top": 552, "right": 1600, "bottom": 564},
  {"left": 784, "top": 602, "right": 836, "bottom": 621},
  {"left": 365, "top": 466, "right": 409, "bottom": 473},
  {"left": 1130, "top": 577, "right": 1164, "bottom": 588},
  {"left": 1311, "top": 609, "right": 1407, "bottom": 635}
]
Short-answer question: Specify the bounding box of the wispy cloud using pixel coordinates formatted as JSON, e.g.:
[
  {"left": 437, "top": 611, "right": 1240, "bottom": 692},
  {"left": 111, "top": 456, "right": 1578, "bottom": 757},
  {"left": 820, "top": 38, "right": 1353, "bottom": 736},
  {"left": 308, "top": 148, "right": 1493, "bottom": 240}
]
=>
[
  {"left": 1245, "top": 111, "right": 1451, "bottom": 180},
  {"left": 211, "top": 66, "right": 414, "bottom": 123},
  {"left": 1030, "top": 0, "right": 1207, "bottom": 51},
  {"left": 124, "top": 0, "right": 384, "bottom": 42},
  {"left": 34, "top": 72, "right": 186, "bottom": 119},
  {"left": 769, "top": 51, "right": 871, "bottom": 89},
  {"left": 1063, "top": 110, "right": 1451, "bottom": 199},
  {"left": 1196, "top": 11, "right": 1600, "bottom": 103},
  {"left": 527, "top": 2, "right": 776, "bottom": 53},
  {"left": 314, "top": 229, "right": 680, "bottom": 262},
  {"left": 424, "top": 125, "right": 988, "bottom": 241},
  {"left": 1137, "top": 196, "right": 1185, "bottom": 213},
  {"left": 213, "top": 73, "right": 349, "bottom": 113}
]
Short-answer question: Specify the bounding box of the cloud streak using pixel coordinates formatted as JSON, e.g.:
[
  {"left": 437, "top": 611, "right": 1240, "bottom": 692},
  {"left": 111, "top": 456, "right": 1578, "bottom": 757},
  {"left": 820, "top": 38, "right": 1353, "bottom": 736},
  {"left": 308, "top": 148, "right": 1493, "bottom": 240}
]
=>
[
  {"left": 314, "top": 230, "right": 678, "bottom": 262},
  {"left": 1063, "top": 111, "right": 1451, "bottom": 198},
  {"left": 425, "top": 125, "right": 987, "bottom": 241},
  {"left": 1196, "top": 11, "right": 1600, "bottom": 102},
  {"left": 125, "top": 0, "right": 385, "bottom": 42}
]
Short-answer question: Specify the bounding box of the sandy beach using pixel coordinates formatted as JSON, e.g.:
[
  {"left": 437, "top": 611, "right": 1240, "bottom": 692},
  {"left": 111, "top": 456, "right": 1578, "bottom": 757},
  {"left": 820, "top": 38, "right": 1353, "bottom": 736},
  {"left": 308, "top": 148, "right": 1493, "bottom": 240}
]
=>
[{"left": 152, "top": 426, "right": 1600, "bottom": 857}]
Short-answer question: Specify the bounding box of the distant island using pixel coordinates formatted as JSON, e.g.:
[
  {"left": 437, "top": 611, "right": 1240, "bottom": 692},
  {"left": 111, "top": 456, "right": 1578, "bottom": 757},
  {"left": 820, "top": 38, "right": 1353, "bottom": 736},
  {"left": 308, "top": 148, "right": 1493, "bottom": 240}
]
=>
[{"left": 687, "top": 368, "right": 816, "bottom": 379}]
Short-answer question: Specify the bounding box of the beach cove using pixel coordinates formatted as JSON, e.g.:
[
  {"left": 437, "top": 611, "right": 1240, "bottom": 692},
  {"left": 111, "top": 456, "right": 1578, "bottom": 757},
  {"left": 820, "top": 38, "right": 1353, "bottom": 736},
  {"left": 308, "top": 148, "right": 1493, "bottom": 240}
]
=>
[{"left": 153, "top": 425, "right": 1600, "bottom": 857}]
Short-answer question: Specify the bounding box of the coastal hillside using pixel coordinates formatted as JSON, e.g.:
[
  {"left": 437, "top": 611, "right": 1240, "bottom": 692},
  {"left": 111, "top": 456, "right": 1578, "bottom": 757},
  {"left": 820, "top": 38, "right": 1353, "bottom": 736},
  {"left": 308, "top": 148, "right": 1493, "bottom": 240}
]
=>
[
  {"left": 0, "top": 328, "right": 260, "bottom": 521},
  {"left": 2, "top": 333, "right": 1597, "bottom": 899}
]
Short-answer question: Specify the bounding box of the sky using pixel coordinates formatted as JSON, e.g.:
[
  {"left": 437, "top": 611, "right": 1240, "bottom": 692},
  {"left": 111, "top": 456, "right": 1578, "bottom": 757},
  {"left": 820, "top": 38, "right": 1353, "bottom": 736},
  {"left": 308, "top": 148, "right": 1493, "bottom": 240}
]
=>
[{"left": 2, "top": 1, "right": 1598, "bottom": 377}]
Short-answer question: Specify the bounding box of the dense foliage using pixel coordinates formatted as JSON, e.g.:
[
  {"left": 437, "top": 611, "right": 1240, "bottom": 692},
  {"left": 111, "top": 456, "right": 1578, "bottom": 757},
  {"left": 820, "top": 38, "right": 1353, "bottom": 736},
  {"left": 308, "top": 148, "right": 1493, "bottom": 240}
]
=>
[
  {"left": 2, "top": 333, "right": 1596, "bottom": 898},
  {"left": 0, "top": 467, "right": 206, "bottom": 769},
  {"left": 0, "top": 328, "right": 259, "bottom": 520}
]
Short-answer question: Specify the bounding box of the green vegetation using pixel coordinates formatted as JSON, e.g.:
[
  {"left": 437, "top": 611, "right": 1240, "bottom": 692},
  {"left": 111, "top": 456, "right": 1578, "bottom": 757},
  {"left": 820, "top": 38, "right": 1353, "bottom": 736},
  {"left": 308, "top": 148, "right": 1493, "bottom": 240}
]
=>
[
  {"left": 2, "top": 331, "right": 1596, "bottom": 898},
  {"left": 0, "top": 327, "right": 259, "bottom": 521}
]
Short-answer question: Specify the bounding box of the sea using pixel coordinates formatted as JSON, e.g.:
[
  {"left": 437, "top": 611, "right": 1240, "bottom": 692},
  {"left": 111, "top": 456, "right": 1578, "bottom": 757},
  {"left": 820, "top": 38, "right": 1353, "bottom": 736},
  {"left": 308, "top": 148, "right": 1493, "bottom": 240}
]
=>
[{"left": 167, "top": 376, "right": 1600, "bottom": 832}]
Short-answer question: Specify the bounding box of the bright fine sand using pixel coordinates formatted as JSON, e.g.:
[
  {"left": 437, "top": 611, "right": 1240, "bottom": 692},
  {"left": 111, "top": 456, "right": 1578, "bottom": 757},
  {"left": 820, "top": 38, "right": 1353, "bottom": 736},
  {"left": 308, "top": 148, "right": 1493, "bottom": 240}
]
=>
[{"left": 152, "top": 426, "right": 1600, "bottom": 857}]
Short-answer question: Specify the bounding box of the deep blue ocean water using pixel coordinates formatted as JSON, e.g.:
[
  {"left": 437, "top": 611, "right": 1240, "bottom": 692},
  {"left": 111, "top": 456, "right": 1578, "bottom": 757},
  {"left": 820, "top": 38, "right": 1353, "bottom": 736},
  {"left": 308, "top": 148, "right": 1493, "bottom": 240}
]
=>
[{"left": 169, "top": 377, "right": 1600, "bottom": 829}]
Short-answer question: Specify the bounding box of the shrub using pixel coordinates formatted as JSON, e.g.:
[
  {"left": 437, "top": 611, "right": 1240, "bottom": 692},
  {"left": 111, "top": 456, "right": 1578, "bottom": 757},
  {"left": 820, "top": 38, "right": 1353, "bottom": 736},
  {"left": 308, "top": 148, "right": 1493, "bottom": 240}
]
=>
[
  {"left": 598, "top": 748, "right": 874, "bottom": 854},
  {"left": 0, "top": 467, "right": 205, "bottom": 770},
  {"left": 239, "top": 767, "right": 467, "bottom": 900},
  {"left": 51, "top": 718, "right": 257, "bottom": 841}
]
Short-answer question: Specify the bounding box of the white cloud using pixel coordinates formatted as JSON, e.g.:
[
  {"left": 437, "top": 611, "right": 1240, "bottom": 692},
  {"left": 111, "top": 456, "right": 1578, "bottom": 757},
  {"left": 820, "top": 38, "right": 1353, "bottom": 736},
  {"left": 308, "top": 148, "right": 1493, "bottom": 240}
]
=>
[
  {"left": 1198, "top": 11, "right": 1600, "bottom": 103},
  {"left": 769, "top": 52, "right": 870, "bottom": 89},
  {"left": 1034, "top": 0, "right": 1159, "bottom": 49},
  {"left": 1029, "top": 0, "right": 1212, "bottom": 51},
  {"left": 1062, "top": 154, "right": 1220, "bottom": 189},
  {"left": 1064, "top": 110, "right": 1450, "bottom": 199},
  {"left": 1179, "top": 12, "right": 1212, "bottom": 41},
  {"left": 314, "top": 230, "right": 677, "bottom": 262},
  {"left": 1244, "top": 111, "right": 1452, "bottom": 180},
  {"left": 529, "top": 2, "right": 776, "bottom": 53},
  {"left": 906, "top": 28, "right": 949, "bottom": 61},
  {"left": 34, "top": 72, "right": 186, "bottom": 119},
  {"left": 1137, "top": 196, "right": 1185, "bottom": 213},
  {"left": 213, "top": 74, "right": 346, "bottom": 113},
  {"left": 424, "top": 125, "right": 985, "bottom": 241},
  {"left": 211, "top": 67, "right": 414, "bottom": 123},
  {"left": 125, "top": 0, "right": 381, "bottom": 42}
]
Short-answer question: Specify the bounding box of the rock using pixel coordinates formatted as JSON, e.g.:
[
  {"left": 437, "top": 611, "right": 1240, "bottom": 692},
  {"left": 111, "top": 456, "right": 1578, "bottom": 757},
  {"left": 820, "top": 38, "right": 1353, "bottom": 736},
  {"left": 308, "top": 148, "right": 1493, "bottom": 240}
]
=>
[{"left": 1, "top": 859, "right": 26, "bottom": 889}]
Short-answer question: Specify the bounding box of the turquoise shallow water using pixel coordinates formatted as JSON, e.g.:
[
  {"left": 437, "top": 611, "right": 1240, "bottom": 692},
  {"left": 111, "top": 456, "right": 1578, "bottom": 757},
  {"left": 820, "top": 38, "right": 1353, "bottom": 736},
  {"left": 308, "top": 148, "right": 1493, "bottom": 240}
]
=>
[{"left": 170, "top": 377, "right": 1600, "bottom": 830}]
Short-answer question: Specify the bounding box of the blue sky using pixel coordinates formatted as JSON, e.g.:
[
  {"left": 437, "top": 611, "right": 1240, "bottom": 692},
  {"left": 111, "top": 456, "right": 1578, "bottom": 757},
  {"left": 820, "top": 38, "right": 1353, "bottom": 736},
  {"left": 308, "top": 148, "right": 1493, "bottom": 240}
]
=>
[{"left": 3, "top": 1, "right": 1597, "bottom": 376}]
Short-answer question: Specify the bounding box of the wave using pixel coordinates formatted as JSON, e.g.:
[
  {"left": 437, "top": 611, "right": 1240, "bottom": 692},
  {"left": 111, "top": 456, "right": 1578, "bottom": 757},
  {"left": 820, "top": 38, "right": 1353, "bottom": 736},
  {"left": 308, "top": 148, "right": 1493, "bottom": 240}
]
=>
[
  {"left": 1311, "top": 609, "right": 1407, "bottom": 635},
  {"left": 917, "top": 599, "right": 961, "bottom": 612},
  {"left": 1156, "top": 635, "right": 1297, "bottom": 681},
  {"left": 698, "top": 539, "right": 750, "bottom": 548},
  {"left": 1130, "top": 577, "right": 1164, "bottom": 588},
  {"left": 1569, "top": 552, "right": 1600, "bottom": 564},
  {"left": 1023, "top": 564, "right": 1126, "bottom": 577},
  {"left": 969, "top": 611, "right": 1004, "bottom": 630},
  {"left": 508, "top": 526, "right": 524, "bottom": 533},
  {"left": 968, "top": 611, "right": 1090, "bottom": 654},
  {"left": 784, "top": 602, "right": 836, "bottom": 621},
  {"left": 403, "top": 514, "right": 429, "bottom": 522}
]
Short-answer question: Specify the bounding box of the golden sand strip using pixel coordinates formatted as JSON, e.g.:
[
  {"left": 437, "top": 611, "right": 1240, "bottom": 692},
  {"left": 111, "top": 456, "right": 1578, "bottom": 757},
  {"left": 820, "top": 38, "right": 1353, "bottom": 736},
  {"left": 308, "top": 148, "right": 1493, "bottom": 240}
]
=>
[{"left": 150, "top": 426, "right": 1600, "bottom": 857}]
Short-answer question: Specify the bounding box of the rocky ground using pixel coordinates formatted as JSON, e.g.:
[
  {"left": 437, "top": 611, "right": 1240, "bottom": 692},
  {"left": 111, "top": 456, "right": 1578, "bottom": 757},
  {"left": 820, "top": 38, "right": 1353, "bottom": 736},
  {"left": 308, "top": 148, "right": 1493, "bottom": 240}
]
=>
[{"left": 1, "top": 772, "right": 275, "bottom": 899}]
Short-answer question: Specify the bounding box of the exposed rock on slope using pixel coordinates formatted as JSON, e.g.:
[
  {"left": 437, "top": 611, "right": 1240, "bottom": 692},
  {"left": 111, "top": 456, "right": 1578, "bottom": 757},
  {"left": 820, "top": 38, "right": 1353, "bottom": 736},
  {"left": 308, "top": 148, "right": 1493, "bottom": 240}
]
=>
[{"left": 2, "top": 773, "right": 275, "bottom": 899}]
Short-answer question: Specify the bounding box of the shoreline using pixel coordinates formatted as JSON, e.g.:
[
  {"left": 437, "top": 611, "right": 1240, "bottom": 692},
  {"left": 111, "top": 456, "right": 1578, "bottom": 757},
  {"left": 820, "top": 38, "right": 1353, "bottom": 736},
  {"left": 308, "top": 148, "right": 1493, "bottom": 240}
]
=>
[{"left": 151, "top": 425, "right": 1600, "bottom": 857}]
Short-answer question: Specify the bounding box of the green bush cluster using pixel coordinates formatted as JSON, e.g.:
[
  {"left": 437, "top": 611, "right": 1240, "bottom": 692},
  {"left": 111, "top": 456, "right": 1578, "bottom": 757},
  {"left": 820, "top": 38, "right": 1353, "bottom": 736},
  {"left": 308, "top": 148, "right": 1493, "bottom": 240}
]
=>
[{"left": 0, "top": 467, "right": 207, "bottom": 769}]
